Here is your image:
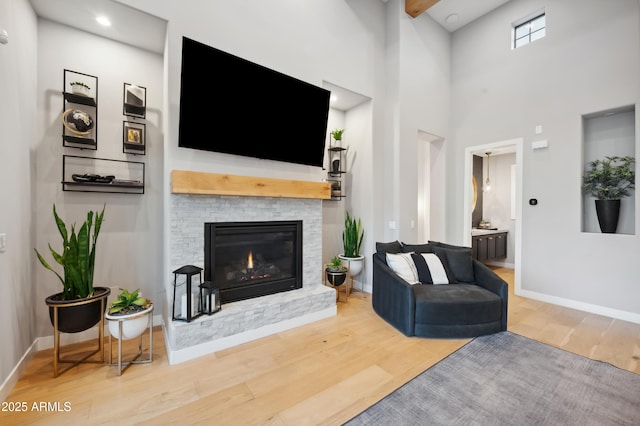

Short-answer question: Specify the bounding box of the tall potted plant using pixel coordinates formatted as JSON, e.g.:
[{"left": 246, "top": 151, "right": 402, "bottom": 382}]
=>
[
  {"left": 582, "top": 156, "right": 635, "bottom": 233},
  {"left": 35, "top": 204, "right": 111, "bottom": 333},
  {"left": 339, "top": 211, "right": 365, "bottom": 276}
]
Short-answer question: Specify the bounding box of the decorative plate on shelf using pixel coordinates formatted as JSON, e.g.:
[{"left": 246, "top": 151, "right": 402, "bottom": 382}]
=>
[{"left": 62, "top": 109, "right": 94, "bottom": 135}]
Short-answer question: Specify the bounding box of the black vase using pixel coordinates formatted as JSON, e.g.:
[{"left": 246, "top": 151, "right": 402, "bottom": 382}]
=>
[{"left": 595, "top": 199, "right": 621, "bottom": 234}]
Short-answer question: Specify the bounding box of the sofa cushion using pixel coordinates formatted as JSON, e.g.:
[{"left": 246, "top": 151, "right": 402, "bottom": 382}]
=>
[
  {"left": 376, "top": 240, "right": 403, "bottom": 255},
  {"left": 432, "top": 246, "right": 475, "bottom": 284},
  {"left": 401, "top": 242, "right": 435, "bottom": 253},
  {"left": 413, "top": 284, "right": 502, "bottom": 326},
  {"left": 428, "top": 240, "right": 472, "bottom": 251},
  {"left": 411, "top": 253, "right": 449, "bottom": 285},
  {"left": 386, "top": 252, "right": 419, "bottom": 284}
]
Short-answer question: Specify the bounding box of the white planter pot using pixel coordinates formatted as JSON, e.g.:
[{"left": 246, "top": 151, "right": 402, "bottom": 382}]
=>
[
  {"left": 71, "top": 84, "right": 89, "bottom": 96},
  {"left": 338, "top": 254, "right": 365, "bottom": 276},
  {"left": 105, "top": 305, "right": 153, "bottom": 340}
]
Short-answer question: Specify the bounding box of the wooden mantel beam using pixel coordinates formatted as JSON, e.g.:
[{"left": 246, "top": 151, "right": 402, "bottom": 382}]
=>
[
  {"left": 405, "top": 0, "right": 440, "bottom": 18},
  {"left": 171, "top": 170, "right": 331, "bottom": 200}
]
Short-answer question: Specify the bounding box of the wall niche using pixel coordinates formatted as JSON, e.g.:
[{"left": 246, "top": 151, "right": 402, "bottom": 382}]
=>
[{"left": 581, "top": 105, "right": 636, "bottom": 235}]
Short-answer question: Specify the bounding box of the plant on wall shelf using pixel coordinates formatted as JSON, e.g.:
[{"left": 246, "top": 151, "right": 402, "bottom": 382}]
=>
[
  {"left": 582, "top": 155, "right": 635, "bottom": 233},
  {"left": 582, "top": 156, "right": 635, "bottom": 200},
  {"left": 330, "top": 129, "right": 344, "bottom": 141},
  {"left": 70, "top": 81, "right": 91, "bottom": 90}
]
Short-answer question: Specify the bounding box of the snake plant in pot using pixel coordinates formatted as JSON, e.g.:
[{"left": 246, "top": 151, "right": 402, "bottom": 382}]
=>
[
  {"left": 35, "top": 204, "right": 110, "bottom": 333},
  {"left": 582, "top": 156, "right": 635, "bottom": 233},
  {"left": 339, "top": 211, "right": 365, "bottom": 276}
]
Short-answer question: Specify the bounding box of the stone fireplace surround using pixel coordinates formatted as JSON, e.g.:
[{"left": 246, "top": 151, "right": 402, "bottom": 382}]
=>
[{"left": 164, "top": 189, "right": 336, "bottom": 365}]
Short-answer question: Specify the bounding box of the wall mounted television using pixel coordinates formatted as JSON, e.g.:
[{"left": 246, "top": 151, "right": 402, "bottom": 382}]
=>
[{"left": 178, "top": 36, "right": 330, "bottom": 168}]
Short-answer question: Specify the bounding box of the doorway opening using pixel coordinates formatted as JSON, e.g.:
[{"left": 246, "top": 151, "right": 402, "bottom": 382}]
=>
[{"left": 463, "top": 138, "right": 523, "bottom": 293}]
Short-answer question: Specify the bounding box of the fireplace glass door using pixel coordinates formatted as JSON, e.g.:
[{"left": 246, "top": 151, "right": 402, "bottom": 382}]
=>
[{"left": 204, "top": 221, "right": 302, "bottom": 304}]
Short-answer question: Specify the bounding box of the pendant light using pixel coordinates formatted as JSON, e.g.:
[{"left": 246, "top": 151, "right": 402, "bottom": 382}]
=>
[{"left": 485, "top": 152, "right": 492, "bottom": 191}]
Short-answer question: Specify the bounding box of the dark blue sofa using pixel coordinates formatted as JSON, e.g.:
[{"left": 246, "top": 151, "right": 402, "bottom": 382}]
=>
[{"left": 372, "top": 240, "right": 508, "bottom": 338}]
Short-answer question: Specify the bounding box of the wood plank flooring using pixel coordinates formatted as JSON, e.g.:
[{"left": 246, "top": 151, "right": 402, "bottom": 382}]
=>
[{"left": 3, "top": 267, "right": 639, "bottom": 425}]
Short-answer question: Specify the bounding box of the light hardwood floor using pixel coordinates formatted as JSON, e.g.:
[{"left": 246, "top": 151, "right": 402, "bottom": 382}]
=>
[{"left": 3, "top": 268, "right": 639, "bottom": 425}]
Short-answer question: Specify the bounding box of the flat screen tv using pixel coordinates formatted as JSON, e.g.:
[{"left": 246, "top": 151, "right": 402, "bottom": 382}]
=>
[{"left": 178, "top": 36, "right": 330, "bottom": 168}]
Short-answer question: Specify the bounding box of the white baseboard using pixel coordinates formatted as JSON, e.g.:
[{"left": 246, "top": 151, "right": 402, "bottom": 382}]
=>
[
  {"left": 1, "top": 313, "right": 163, "bottom": 401},
  {"left": 516, "top": 289, "right": 640, "bottom": 324},
  {"left": 0, "top": 340, "right": 38, "bottom": 403}
]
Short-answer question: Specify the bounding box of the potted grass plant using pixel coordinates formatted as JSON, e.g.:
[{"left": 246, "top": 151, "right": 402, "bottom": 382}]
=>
[
  {"left": 339, "top": 211, "right": 365, "bottom": 276},
  {"left": 582, "top": 156, "right": 635, "bottom": 233},
  {"left": 35, "top": 204, "right": 110, "bottom": 333}
]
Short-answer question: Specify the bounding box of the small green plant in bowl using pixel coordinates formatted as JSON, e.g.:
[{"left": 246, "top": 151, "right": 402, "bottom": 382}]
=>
[
  {"left": 326, "top": 255, "right": 347, "bottom": 272},
  {"left": 108, "top": 288, "right": 151, "bottom": 315}
]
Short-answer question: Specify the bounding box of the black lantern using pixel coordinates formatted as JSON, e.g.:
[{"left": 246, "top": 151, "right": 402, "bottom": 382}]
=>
[
  {"left": 199, "top": 281, "right": 221, "bottom": 315},
  {"left": 172, "top": 265, "right": 203, "bottom": 322}
]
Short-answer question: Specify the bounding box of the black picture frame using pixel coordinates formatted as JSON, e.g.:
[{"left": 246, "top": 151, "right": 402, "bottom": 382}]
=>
[
  {"left": 123, "top": 121, "right": 146, "bottom": 154},
  {"left": 123, "top": 83, "right": 146, "bottom": 118}
]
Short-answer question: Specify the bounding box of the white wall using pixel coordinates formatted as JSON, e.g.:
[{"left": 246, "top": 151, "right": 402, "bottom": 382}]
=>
[
  {"left": 0, "top": 0, "right": 38, "bottom": 398},
  {"left": 448, "top": 0, "right": 640, "bottom": 321},
  {"left": 382, "top": 1, "right": 451, "bottom": 244},
  {"left": 33, "top": 20, "right": 165, "bottom": 339}
]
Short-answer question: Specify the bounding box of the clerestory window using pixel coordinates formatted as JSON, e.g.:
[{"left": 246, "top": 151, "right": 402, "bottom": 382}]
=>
[{"left": 513, "top": 12, "right": 545, "bottom": 49}]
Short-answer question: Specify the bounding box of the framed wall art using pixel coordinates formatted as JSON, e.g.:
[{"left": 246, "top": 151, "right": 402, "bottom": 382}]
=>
[{"left": 123, "top": 121, "right": 146, "bottom": 154}]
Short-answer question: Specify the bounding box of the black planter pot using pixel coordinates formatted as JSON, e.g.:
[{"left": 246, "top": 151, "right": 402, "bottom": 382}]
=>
[
  {"left": 595, "top": 199, "right": 621, "bottom": 234},
  {"left": 326, "top": 269, "right": 347, "bottom": 287},
  {"left": 45, "top": 287, "right": 111, "bottom": 333}
]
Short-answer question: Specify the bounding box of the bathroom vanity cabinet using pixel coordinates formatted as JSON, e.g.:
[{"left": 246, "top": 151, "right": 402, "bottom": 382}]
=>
[{"left": 471, "top": 230, "right": 507, "bottom": 262}]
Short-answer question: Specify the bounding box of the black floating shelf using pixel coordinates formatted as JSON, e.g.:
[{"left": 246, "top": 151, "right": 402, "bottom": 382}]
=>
[
  {"left": 63, "top": 135, "right": 97, "bottom": 148},
  {"left": 63, "top": 92, "right": 96, "bottom": 107},
  {"left": 62, "top": 181, "right": 143, "bottom": 188},
  {"left": 124, "top": 103, "right": 146, "bottom": 118},
  {"left": 124, "top": 142, "right": 145, "bottom": 151}
]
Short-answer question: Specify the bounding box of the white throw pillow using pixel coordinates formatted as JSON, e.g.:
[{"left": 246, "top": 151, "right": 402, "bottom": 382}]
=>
[
  {"left": 386, "top": 252, "right": 420, "bottom": 285},
  {"left": 420, "top": 253, "right": 449, "bottom": 285}
]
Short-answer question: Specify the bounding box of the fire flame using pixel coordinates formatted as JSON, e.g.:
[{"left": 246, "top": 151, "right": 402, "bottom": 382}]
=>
[{"left": 247, "top": 251, "right": 253, "bottom": 269}]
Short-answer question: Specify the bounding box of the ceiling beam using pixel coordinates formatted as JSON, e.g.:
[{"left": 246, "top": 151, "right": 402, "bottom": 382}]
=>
[{"left": 405, "top": 0, "right": 440, "bottom": 18}]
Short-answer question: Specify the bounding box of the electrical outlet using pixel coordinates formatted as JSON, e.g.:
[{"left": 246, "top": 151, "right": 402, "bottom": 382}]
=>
[{"left": 0, "top": 233, "right": 6, "bottom": 253}]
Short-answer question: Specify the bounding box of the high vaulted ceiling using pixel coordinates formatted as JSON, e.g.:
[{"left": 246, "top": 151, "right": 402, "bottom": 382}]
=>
[{"left": 408, "top": 0, "right": 512, "bottom": 32}]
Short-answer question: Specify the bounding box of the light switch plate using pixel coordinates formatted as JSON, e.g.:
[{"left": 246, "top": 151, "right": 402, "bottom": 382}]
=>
[{"left": 0, "top": 233, "right": 6, "bottom": 252}]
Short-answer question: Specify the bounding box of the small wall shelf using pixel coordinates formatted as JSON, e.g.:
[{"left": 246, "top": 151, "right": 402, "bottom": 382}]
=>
[
  {"left": 62, "top": 155, "right": 145, "bottom": 194},
  {"left": 581, "top": 105, "right": 636, "bottom": 235},
  {"left": 62, "top": 70, "right": 98, "bottom": 150},
  {"left": 326, "top": 137, "right": 347, "bottom": 200},
  {"left": 123, "top": 83, "right": 146, "bottom": 118}
]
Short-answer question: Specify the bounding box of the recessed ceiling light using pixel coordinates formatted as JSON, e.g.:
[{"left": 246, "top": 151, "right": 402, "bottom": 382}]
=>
[
  {"left": 96, "top": 16, "right": 111, "bottom": 27},
  {"left": 445, "top": 13, "right": 459, "bottom": 25}
]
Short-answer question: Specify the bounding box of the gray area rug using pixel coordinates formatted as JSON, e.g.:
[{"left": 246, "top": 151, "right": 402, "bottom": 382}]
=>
[{"left": 345, "top": 331, "right": 640, "bottom": 425}]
